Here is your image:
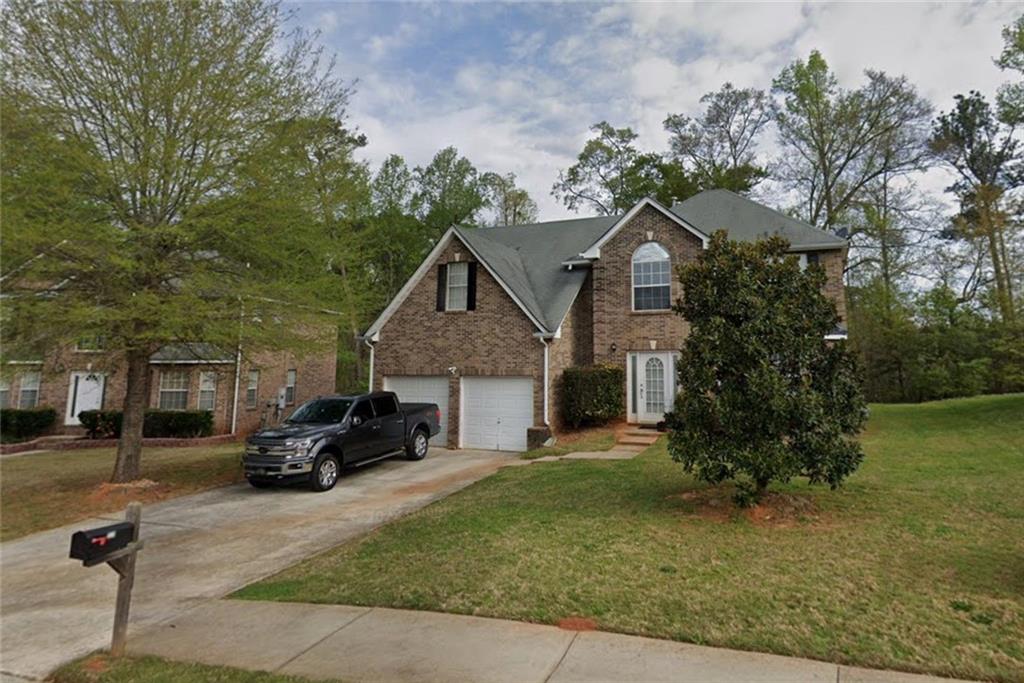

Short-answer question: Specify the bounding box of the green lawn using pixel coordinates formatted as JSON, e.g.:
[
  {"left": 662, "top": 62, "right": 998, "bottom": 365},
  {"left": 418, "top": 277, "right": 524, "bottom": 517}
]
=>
[
  {"left": 52, "top": 654, "right": 339, "bottom": 683},
  {"left": 236, "top": 395, "right": 1024, "bottom": 682},
  {"left": 1, "top": 443, "right": 243, "bottom": 541},
  {"left": 522, "top": 423, "right": 618, "bottom": 459}
]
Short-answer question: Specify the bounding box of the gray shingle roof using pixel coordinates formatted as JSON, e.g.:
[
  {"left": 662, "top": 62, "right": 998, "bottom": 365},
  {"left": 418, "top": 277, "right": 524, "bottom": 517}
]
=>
[
  {"left": 448, "top": 191, "right": 844, "bottom": 334},
  {"left": 455, "top": 215, "right": 615, "bottom": 331},
  {"left": 670, "top": 189, "right": 847, "bottom": 250},
  {"left": 150, "top": 343, "right": 234, "bottom": 362}
]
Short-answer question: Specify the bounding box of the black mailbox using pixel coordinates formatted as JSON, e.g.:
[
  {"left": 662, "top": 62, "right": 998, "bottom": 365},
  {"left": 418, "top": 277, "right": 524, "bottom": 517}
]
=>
[{"left": 69, "top": 522, "right": 135, "bottom": 563}]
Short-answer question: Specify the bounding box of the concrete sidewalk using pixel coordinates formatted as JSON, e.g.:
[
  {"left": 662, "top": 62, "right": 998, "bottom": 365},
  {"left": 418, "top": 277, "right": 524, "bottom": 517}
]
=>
[{"left": 130, "top": 600, "right": 973, "bottom": 683}]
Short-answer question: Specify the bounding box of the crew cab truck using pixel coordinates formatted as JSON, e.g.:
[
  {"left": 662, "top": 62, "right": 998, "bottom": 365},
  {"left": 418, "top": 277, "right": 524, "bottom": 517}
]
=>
[{"left": 243, "top": 391, "right": 441, "bottom": 492}]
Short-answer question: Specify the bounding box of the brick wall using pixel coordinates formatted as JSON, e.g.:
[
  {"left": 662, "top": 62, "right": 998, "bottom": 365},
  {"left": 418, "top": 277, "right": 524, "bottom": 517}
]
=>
[
  {"left": 373, "top": 235, "right": 544, "bottom": 448},
  {"left": 591, "top": 205, "right": 704, "bottom": 366},
  {"left": 547, "top": 272, "right": 593, "bottom": 431},
  {"left": 819, "top": 247, "right": 848, "bottom": 324},
  {"left": 3, "top": 324, "right": 337, "bottom": 437}
]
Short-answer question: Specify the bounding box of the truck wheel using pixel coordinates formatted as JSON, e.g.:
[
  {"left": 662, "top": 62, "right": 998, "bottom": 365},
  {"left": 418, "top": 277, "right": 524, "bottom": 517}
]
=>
[
  {"left": 406, "top": 429, "right": 429, "bottom": 461},
  {"left": 249, "top": 479, "right": 274, "bottom": 489},
  {"left": 310, "top": 453, "right": 340, "bottom": 492}
]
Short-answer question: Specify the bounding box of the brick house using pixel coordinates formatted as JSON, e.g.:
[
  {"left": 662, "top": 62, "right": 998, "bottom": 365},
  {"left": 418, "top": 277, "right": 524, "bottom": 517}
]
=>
[
  {"left": 1, "top": 337, "right": 337, "bottom": 437},
  {"left": 363, "top": 189, "right": 848, "bottom": 452}
]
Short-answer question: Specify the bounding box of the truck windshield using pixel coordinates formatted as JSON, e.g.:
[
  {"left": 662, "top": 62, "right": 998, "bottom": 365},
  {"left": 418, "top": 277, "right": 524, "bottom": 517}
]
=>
[{"left": 286, "top": 398, "right": 353, "bottom": 424}]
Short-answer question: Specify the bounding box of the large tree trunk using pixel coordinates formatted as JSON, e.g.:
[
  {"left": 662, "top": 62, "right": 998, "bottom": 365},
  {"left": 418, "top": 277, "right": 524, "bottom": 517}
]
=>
[{"left": 111, "top": 348, "right": 152, "bottom": 483}]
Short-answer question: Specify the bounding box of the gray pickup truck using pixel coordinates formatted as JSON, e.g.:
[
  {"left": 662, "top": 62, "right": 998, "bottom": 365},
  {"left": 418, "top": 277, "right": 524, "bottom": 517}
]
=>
[{"left": 243, "top": 391, "right": 441, "bottom": 492}]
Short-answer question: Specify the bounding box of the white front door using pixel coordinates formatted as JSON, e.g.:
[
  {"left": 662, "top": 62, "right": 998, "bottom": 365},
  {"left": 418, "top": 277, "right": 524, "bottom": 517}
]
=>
[
  {"left": 630, "top": 352, "right": 678, "bottom": 423},
  {"left": 66, "top": 372, "right": 106, "bottom": 425},
  {"left": 460, "top": 377, "right": 534, "bottom": 451}
]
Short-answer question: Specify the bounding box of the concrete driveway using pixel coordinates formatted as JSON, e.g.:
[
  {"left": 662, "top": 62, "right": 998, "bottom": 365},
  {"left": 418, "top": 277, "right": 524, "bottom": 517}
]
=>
[{"left": 0, "top": 447, "right": 513, "bottom": 681}]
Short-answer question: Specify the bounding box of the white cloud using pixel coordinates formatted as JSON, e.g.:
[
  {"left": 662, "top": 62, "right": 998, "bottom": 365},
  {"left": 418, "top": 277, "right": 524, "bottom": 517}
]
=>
[
  {"left": 308, "top": 2, "right": 1017, "bottom": 221},
  {"left": 367, "top": 22, "right": 418, "bottom": 62}
]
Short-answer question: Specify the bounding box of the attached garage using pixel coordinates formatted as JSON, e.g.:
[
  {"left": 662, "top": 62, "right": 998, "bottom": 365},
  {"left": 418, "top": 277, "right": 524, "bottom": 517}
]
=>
[
  {"left": 383, "top": 375, "right": 449, "bottom": 445},
  {"left": 460, "top": 377, "right": 534, "bottom": 452}
]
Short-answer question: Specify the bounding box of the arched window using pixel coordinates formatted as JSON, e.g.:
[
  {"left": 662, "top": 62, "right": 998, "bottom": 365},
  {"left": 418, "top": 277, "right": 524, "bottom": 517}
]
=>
[{"left": 632, "top": 242, "right": 671, "bottom": 311}]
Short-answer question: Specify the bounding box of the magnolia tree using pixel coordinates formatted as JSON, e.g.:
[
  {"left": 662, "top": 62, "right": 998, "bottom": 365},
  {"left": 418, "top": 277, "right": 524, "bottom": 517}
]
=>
[{"left": 667, "top": 234, "right": 867, "bottom": 505}]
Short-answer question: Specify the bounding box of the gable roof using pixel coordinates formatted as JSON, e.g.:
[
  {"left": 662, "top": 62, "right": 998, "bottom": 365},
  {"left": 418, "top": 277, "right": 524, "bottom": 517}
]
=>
[
  {"left": 670, "top": 189, "right": 847, "bottom": 250},
  {"left": 365, "top": 190, "right": 846, "bottom": 337},
  {"left": 455, "top": 215, "right": 615, "bottom": 331}
]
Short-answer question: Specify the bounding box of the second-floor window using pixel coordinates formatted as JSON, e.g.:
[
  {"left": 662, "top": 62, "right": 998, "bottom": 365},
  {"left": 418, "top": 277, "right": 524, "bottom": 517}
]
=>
[
  {"left": 632, "top": 242, "right": 671, "bottom": 311},
  {"left": 436, "top": 261, "right": 477, "bottom": 312},
  {"left": 158, "top": 370, "right": 189, "bottom": 410},
  {"left": 446, "top": 262, "right": 469, "bottom": 311}
]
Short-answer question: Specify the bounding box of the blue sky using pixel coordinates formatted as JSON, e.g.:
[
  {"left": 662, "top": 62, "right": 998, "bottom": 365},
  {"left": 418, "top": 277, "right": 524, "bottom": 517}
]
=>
[{"left": 291, "top": 1, "right": 1020, "bottom": 220}]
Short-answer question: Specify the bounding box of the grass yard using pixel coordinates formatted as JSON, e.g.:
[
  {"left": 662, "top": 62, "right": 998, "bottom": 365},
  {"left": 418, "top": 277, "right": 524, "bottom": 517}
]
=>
[
  {"left": 52, "top": 654, "right": 338, "bottom": 683},
  {"left": 1, "top": 442, "right": 243, "bottom": 541},
  {"left": 522, "top": 422, "right": 618, "bottom": 459},
  {"left": 236, "top": 394, "right": 1024, "bottom": 682}
]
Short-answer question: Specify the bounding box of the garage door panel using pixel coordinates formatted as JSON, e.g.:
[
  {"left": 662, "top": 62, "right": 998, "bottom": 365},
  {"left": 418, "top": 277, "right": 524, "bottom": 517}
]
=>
[
  {"left": 461, "top": 377, "right": 533, "bottom": 452},
  {"left": 383, "top": 376, "right": 448, "bottom": 445}
]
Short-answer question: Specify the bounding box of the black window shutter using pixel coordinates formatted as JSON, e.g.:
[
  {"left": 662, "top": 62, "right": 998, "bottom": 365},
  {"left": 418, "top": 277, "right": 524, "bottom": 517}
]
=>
[
  {"left": 436, "top": 264, "right": 447, "bottom": 311},
  {"left": 467, "top": 262, "right": 477, "bottom": 310}
]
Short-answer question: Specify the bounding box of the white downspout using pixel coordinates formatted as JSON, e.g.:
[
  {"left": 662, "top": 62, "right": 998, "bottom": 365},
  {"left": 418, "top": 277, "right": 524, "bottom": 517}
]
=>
[
  {"left": 539, "top": 337, "right": 550, "bottom": 426},
  {"left": 230, "top": 300, "right": 243, "bottom": 435},
  {"left": 363, "top": 337, "right": 375, "bottom": 393}
]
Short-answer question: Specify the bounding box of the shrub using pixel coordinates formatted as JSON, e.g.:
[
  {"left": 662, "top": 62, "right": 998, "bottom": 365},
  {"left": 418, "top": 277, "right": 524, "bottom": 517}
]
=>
[
  {"left": 78, "top": 410, "right": 123, "bottom": 439},
  {"left": 78, "top": 409, "right": 214, "bottom": 438},
  {"left": 559, "top": 364, "right": 625, "bottom": 428},
  {"left": 144, "top": 410, "right": 213, "bottom": 438},
  {"left": 0, "top": 407, "right": 58, "bottom": 441}
]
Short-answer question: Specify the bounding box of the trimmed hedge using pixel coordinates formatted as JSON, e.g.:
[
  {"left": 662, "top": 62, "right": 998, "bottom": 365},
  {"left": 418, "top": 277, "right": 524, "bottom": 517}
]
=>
[
  {"left": 78, "top": 409, "right": 214, "bottom": 439},
  {"left": 559, "top": 364, "right": 625, "bottom": 428},
  {"left": 0, "top": 407, "right": 58, "bottom": 441}
]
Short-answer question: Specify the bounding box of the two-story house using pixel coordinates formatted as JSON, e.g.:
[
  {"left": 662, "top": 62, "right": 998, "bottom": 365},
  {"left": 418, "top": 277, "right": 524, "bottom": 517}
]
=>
[{"left": 363, "top": 189, "right": 848, "bottom": 452}]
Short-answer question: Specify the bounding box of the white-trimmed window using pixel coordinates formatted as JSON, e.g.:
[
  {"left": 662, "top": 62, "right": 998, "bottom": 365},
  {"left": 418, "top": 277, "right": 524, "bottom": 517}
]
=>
[
  {"left": 246, "top": 370, "right": 260, "bottom": 409},
  {"left": 18, "top": 371, "right": 40, "bottom": 408},
  {"left": 632, "top": 242, "right": 672, "bottom": 311},
  {"left": 446, "top": 262, "right": 469, "bottom": 311},
  {"left": 285, "top": 369, "right": 296, "bottom": 405},
  {"left": 158, "top": 370, "right": 189, "bottom": 410},
  {"left": 0, "top": 377, "right": 11, "bottom": 409},
  {"left": 198, "top": 371, "right": 217, "bottom": 411},
  {"left": 75, "top": 335, "right": 105, "bottom": 352}
]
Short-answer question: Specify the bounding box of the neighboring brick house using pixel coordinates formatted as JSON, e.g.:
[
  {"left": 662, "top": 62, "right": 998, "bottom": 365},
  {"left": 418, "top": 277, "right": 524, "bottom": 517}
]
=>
[
  {"left": 363, "top": 189, "right": 848, "bottom": 452},
  {"left": 1, "top": 336, "right": 337, "bottom": 437}
]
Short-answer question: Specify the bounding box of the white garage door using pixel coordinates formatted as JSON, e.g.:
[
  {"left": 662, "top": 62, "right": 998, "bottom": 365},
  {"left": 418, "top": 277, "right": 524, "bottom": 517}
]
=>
[
  {"left": 383, "top": 376, "right": 449, "bottom": 445},
  {"left": 461, "top": 377, "right": 534, "bottom": 452}
]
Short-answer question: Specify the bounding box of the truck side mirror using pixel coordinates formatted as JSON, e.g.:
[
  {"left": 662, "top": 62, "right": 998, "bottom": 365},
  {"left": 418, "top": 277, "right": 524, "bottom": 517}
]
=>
[{"left": 351, "top": 415, "right": 363, "bottom": 427}]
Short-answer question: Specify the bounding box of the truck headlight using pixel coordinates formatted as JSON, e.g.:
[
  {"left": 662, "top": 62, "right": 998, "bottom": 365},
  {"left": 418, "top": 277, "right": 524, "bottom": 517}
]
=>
[{"left": 287, "top": 438, "right": 314, "bottom": 457}]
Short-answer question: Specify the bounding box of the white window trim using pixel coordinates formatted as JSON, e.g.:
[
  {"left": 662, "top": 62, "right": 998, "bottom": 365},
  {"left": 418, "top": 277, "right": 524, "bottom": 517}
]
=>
[
  {"left": 158, "top": 370, "right": 190, "bottom": 411},
  {"left": 246, "top": 370, "right": 260, "bottom": 409},
  {"left": 631, "top": 242, "right": 672, "bottom": 312},
  {"left": 198, "top": 371, "right": 217, "bottom": 411},
  {"left": 285, "top": 369, "right": 296, "bottom": 405},
  {"left": 18, "top": 371, "right": 41, "bottom": 409},
  {"left": 0, "top": 377, "right": 10, "bottom": 409},
  {"left": 445, "top": 262, "right": 469, "bottom": 312}
]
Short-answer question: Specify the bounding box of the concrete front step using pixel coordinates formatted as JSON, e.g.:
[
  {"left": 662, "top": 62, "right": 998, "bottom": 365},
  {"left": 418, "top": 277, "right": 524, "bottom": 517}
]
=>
[{"left": 617, "top": 436, "right": 659, "bottom": 446}]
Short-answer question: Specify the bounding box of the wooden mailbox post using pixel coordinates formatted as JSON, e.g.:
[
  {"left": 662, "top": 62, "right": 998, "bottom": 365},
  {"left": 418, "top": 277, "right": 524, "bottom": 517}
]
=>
[{"left": 69, "top": 501, "right": 145, "bottom": 657}]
